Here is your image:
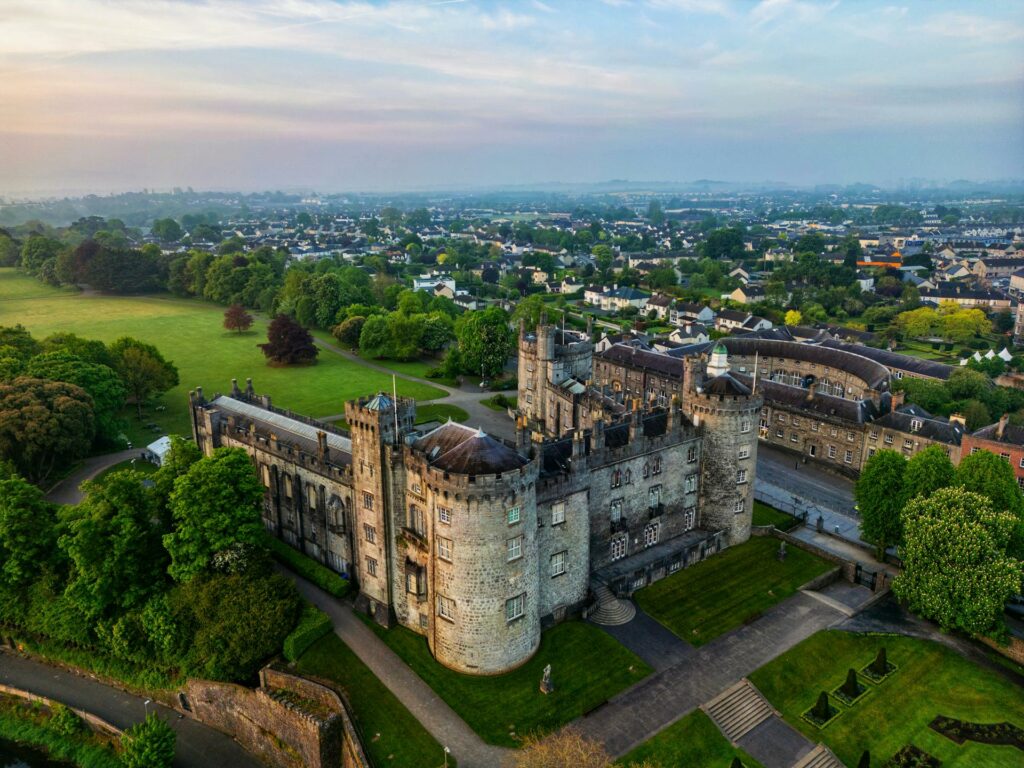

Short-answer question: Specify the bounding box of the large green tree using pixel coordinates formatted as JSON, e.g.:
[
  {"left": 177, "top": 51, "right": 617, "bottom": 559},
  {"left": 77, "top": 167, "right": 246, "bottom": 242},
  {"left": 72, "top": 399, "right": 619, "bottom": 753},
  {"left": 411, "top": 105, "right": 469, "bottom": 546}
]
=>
[
  {"left": 455, "top": 306, "right": 514, "bottom": 380},
  {"left": 0, "top": 377, "right": 94, "bottom": 483},
  {"left": 163, "top": 448, "right": 265, "bottom": 583},
  {"left": 0, "top": 475, "right": 58, "bottom": 590},
  {"left": 25, "top": 352, "right": 126, "bottom": 445},
  {"left": 855, "top": 449, "right": 908, "bottom": 556},
  {"left": 121, "top": 713, "right": 176, "bottom": 768},
  {"left": 108, "top": 337, "right": 179, "bottom": 419},
  {"left": 894, "top": 488, "right": 1022, "bottom": 638},
  {"left": 903, "top": 445, "right": 955, "bottom": 501}
]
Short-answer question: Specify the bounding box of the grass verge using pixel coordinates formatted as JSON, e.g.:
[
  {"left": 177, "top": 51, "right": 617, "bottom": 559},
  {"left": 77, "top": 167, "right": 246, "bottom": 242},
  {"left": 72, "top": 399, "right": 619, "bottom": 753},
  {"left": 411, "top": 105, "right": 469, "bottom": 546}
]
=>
[
  {"left": 749, "top": 630, "right": 1024, "bottom": 767},
  {"left": 752, "top": 501, "right": 801, "bottom": 531},
  {"left": 92, "top": 460, "right": 158, "bottom": 484},
  {"left": 0, "top": 696, "right": 122, "bottom": 768},
  {"left": 618, "top": 709, "right": 765, "bottom": 768},
  {"left": 296, "top": 633, "right": 452, "bottom": 767},
  {"left": 415, "top": 404, "right": 469, "bottom": 424},
  {"left": 368, "top": 621, "right": 651, "bottom": 747},
  {"left": 634, "top": 536, "right": 833, "bottom": 646}
]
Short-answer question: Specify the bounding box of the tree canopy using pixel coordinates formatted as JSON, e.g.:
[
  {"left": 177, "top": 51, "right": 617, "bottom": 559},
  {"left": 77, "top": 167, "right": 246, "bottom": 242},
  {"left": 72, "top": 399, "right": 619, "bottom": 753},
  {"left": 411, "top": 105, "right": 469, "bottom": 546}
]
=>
[
  {"left": 855, "top": 450, "right": 908, "bottom": 555},
  {"left": 260, "top": 314, "right": 318, "bottom": 365}
]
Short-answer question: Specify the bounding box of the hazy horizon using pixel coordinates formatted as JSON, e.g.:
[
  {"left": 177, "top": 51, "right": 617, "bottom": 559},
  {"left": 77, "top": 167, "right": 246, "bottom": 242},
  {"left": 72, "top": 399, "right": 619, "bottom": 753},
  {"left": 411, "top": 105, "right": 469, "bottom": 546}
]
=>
[{"left": 2, "top": 0, "right": 1022, "bottom": 197}]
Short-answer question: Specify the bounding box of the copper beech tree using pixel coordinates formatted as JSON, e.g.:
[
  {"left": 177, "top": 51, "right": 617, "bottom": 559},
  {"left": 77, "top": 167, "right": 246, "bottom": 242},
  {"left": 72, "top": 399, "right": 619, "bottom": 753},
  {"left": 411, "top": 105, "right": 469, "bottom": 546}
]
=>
[{"left": 223, "top": 303, "right": 254, "bottom": 334}]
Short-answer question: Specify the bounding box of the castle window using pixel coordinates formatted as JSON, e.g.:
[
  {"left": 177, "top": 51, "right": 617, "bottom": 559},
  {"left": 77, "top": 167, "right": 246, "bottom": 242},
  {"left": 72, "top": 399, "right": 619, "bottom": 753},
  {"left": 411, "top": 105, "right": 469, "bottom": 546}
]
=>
[
  {"left": 438, "top": 595, "right": 455, "bottom": 621},
  {"left": 366, "top": 557, "right": 378, "bottom": 577},
  {"left": 684, "top": 474, "right": 697, "bottom": 494},
  {"left": 736, "top": 469, "right": 748, "bottom": 484},
  {"left": 847, "top": 431, "right": 856, "bottom": 442},
  {"left": 438, "top": 506, "right": 451, "bottom": 524},
  {"left": 364, "top": 524, "right": 376, "bottom": 544},
  {"left": 828, "top": 445, "right": 837, "bottom": 459},
  {"left": 362, "top": 492, "right": 374, "bottom": 510},
  {"left": 733, "top": 499, "right": 744, "bottom": 514},
  {"left": 830, "top": 427, "right": 838, "bottom": 438},
  {"left": 551, "top": 551, "right": 566, "bottom": 577},
  {"left": 642, "top": 464, "right": 649, "bottom": 478},
  {"left": 408, "top": 506, "right": 425, "bottom": 535},
  {"left": 610, "top": 500, "right": 622, "bottom": 522},
  {"left": 611, "top": 469, "right": 622, "bottom": 489},
  {"left": 868, "top": 430, "right": 878, "bottom": 440},
  {"left": 437, "top": 536, "right": 453, "bottom": 562},
  {"left": 884, "top": 434, "right": 894, "bottom": 444},
  {"left": 625, "top": 469, "right": 632, "bottom": 484},
  {"left": 610, "top": 535, "right": 628, "bottom": 561},
  {"left": 845, "top": 450, "right": 853, "bottom": 464},
  {"left": 738, "top": 446, "right": 750, "bottom": 459},
  {"left": 551, "top": 502, "right": 565, "bottom": 526},
  {"left": 777, "top": 414, "right": 785, "bottom": 423},
  {"left": 741, "top": 420, "right": 751, "bottom": 434},
  {"left": 505, "top": 594, "right": 525, "bottom": 622},
  {"left": 775, "top": 428, "right": 784, "bottom": 438},
  {"left": 903, "top": 439, "right": 914, "bottom": 451},
  {"left": 687, "top": 446, "right": 697, "bottom": 463},
  {"left": 792, "top": 417, "right": 801, "bottom": 427},
  {"left": 406, "top": 565, "right": 425, "bottom": 597},
  {"left": 649, "top": 486, "right": 661, "bottom": 508},
  {"left": 684, "top": 507, "right": 696, "bottom": 530},
  {"left": 643, "top": 521, "right": 660, "bottom": 547},
  {"left": 1001, "top": 452, "right": 1011, "bottom": 462},
  {"left": 507, "top": 535, "right": 523, "bottom": 561},
  {"left": 653, "top": 457, "right": 662, "bottom": 475},
  {"left": 790, "top": 432, "right": 798, "bottom": 443},
  {"left": 507, "top": 506, "right": 521, "bottom": 525}
]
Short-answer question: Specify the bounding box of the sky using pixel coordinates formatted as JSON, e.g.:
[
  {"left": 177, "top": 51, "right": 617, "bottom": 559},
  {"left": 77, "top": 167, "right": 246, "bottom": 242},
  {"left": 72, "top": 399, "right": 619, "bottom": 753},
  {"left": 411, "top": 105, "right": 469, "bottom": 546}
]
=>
[{"left": 1, "top": 0, "right": 1022, "bottom": 196}]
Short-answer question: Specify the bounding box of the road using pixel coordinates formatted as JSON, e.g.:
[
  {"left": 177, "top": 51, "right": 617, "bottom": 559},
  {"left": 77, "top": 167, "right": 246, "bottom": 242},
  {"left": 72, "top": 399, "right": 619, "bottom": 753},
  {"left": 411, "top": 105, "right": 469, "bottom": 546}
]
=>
[
  {"left": 45, "top": 448, "right": 141, "bottom": 506},
  {"left": 0, "top": 653, "right": 260, "bottom": 768}
]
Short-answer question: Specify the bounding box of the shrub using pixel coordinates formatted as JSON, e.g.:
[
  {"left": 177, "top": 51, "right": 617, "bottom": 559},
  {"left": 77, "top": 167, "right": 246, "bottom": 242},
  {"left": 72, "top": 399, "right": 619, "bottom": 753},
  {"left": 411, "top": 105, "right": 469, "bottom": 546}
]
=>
[
  {"left": 812, "top": 691, "right": 832, "bottom": 721},
  {"left": 871, "top": 647, "right": 888, "bottom": 677},
  {"left": 267, "top": 536, "right": 351, "bottom": 598},
  {"left": 48, "top": 703, "right": 84, "bottom": 736},
  {"left": 858, "top": 751, "right": 870, "bottom": 768},
  {"left": 283, "top": 604, "right": 333, "bottom": 662},
  {"left": 121, "top": 713, "right": 175, "bottom": 768},
  {"left": 841, "top": 668, "right": 861, "bottom": 699}
]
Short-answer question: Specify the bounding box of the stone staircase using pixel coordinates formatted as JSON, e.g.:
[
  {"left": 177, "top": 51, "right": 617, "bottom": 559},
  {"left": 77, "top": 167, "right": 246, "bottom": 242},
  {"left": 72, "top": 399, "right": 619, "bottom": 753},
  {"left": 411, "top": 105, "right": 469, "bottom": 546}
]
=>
[
  {"left": 588, "top": 583, "right": 636, "bottom": 626},
  {"left": 792, "top": 744, "right": 845, "bottom": 768},
  {"left": 703, "top": 679, "right": 774, "bottom": 742}
]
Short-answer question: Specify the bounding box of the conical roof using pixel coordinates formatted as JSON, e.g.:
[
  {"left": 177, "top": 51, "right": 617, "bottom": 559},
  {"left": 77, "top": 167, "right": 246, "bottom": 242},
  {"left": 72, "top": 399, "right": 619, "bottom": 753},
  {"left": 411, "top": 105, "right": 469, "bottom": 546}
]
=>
[
  {"left": 431, "top": 429, "right": 528, "bottom": 475},
  {"left": 365, "top": 393, "right": 394, "bottom": 411}
]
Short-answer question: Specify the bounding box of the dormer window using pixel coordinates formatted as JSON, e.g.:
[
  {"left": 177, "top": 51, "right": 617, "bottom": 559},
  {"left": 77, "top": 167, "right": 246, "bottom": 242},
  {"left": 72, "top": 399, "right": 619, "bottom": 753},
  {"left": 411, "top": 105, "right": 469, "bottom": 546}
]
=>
[{"left": 910, "top": 419, "right": 922, "bottom": 432}]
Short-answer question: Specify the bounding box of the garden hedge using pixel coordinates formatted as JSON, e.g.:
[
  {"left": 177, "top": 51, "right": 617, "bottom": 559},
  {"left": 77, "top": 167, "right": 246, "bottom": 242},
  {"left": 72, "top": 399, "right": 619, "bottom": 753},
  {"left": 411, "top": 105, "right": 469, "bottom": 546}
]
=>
[{"left": 283, "top": 604, "right": 333, "bottom": 662}]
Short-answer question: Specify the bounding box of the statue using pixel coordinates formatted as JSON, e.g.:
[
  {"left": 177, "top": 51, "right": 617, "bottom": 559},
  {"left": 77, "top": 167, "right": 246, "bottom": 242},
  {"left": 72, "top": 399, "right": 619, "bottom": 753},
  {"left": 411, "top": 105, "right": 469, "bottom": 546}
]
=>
[
  {"left": 777, "top": 541, "right": 787, "bottom": 562},
  {"left": 540, "top": 664, "right": 553, "bottom": 694}
]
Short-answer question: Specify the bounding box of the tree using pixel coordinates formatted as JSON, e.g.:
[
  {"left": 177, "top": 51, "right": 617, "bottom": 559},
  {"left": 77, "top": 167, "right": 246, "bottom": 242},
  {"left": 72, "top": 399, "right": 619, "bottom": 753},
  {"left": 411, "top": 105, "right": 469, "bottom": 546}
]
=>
[
  {"left": 511, "top": 295, "right": 549, "bottom": 332},
  {"left": 260, "top": 314, "right": 318, "bottom": 366},
  {"left": 24, "top": 352, "right": 126, "bottom": 446},
  {"left": 151, "top": 436, "right": 202, "bottom": 528},
  {"left": 121, "top": 713, "right": 176, "bottom": 768},
  {"left": 855, "top": 450, "right": 908, "bottom": 556},
  {"left": 163, "top": 448, "right": 266, "bottom": 583},
  {"left": 903, "top": 445, "right": 954, "bottom": 501},
  {"left": 60, "top": 472, "right": 168, "bottom": 622},
  {"left": 947, "top": 368, "right": 989, "bottom": 401},
  {"left": 702, "top": 227, "right": 745, "bottom": 260},
  {"left": 223, "top": 304, "right": 254, "bottom": 334},
  {"left": 784, "top": 309, "right": 803, "bottom": 326},
  {"left": 332, "top": 316, "right": 366, "bottom": 348},
  {"left": 151, "top": 218, "right": 183, "bottom": 243},
  {"left": 893, "top": 488, "right": 1022, "bottom": 638},
  {"left": 0, "top": 377, "right": 94, "bottom": 484},
  {"left": 357, "top": 314, "right": 391, "bottom": 358},
  {"left": 109, "top": 337, "right": 179, "bottom": 419},
  {"left": 954, "top": 448, "right": 1024, "bottom": 547},
  {"left": 510, "top": 727, "right": 613, "bottom": 768},
  {"left": 647, "top": 199, "right": 665, "bottom": 226},
  {"left": 455, "top": 307, "right": 514, "bottom": 380},
  {"left": 0, "top": 475, "right": 58, "bottom": 589}
]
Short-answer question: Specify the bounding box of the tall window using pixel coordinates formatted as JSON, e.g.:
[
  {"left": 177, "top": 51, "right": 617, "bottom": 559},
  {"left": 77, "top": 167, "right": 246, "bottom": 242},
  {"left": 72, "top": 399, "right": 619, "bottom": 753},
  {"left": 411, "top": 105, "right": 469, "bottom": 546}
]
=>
[
  {"left": 685, "top": 474, "right": 697, "bottom": 493},
  {"left": 684, "top": 507, "right": 696, "bottom": 530},
  {"left": 551, "top": 502, "right": 566, "bottom": 526},
  {"left": 610, "top": 535, "right": 628, "bottom": 561},
  {"left": 551, "top": 551, "right": 566, "bottom": 577},
  {"left": 505, "top": 594, "right": 525, "bottom": 622},
  {"left": 507, "top": 506, "right": 521, "bottom": 525},
  {"left": 363, "top": 524, "right": 376, "bottom": 544},
  {"left": 828, "top": 445, "right": 837, "bottom": 458},
  {"left": 437, "top": 536, "right": 453, "bottom": 561},
  {"left": 362, "top": 492, "right": 373, "bottom": 510},
  {"left": 733, "top": 499, "right": 744, "bottom": 514},
  {"left": 643, "top": 521, "right": 660, "bottom": 547},
  {"left": 611, "top": 469, "right": 622, "bottom": 488},
  {"left": 438, "top": 595, "right": 455, "bottom": 621},
  {"left": 365, "top": 557, "right": 378, "bottom": 577},
  {"left": 652, "top": 456, "right": 662, "bottom": 474},
  {"left": 736, "top": 469, "right": 748, "bottom": 484},
  {"left": 507, "top": 535, "right": 523, "bottom": 561},
  {"left": 741, "top": 420, "right": 751, "bottom": 434},
  {"left": 687, "top": 445, "right": 697, "bottom": 463},
  {"left": 648, "top": 485, "right": 661, "bottom": 508},
  {"left": 438, "top": 506, "right": 452, "bottom": 524},
  {"left": 610, "top": 499, "right": 623, "bottom": 522},
  {"left": 408, "top": 505, "right": 425, "bottom": 534},
  {"left": 737, "top": 445, "right": 750, "bottom": 459}
]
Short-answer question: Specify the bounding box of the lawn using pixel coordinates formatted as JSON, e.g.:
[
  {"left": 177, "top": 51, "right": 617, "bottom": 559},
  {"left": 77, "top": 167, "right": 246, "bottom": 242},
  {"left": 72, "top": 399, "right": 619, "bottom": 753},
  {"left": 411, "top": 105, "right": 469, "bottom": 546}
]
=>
[
  {"left": 296, "top": 633, "right": 452, "bottom": 768},
  {"left": 92, "top": 458, "right": 159, "bottom": 483},
  {"left": 749, "top": 630, "right": 1024, "bottom": 768},
  {"left": 369, "top": 621, "right": 652, "bottom": 747},
  {"left": 481, "top": 394, "right": 517, "bottom": 412},
  {"left": 0, "top": 269, "right": 447, "bottom": 444},
  {"left": 634, "top": 537, "right": 833, "bottom": 646},
  {"left": 415, "top": 403, "right": 469, "bottom": 424},
  {"left": 752, "top": 501, "right": 801, "bottom": 531},
  {"left": 618, "top": 710, "right": 765, "bottom": 768}
]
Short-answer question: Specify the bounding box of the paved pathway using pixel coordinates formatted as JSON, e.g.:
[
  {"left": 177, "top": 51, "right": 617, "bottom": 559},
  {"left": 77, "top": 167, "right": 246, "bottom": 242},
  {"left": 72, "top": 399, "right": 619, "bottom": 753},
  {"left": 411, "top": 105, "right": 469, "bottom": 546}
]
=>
[
  {"left": 577, "top": 586, "right": 867, "bottom": 758},
  {"left": 291, "top": 577, "right": 509, "bottom": 768},
  {"left": 0, "top": 652, "right": 260, "bottom": 768},
  {"left": 45, "top": 448, "right": 140, "bottom": 505}
]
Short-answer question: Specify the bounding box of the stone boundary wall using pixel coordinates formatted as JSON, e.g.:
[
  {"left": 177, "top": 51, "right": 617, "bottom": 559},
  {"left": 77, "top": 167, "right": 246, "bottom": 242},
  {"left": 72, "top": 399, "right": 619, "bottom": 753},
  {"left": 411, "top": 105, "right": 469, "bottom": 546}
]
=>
[
  {"left": 0, "top": 683, "right": 122, "bottom": 737},
  {"left": 773, "top": 530, "right": 858, "bottom": 582},
  {"left": 184, "top": 666, "right": 370, "bottom": 768}
]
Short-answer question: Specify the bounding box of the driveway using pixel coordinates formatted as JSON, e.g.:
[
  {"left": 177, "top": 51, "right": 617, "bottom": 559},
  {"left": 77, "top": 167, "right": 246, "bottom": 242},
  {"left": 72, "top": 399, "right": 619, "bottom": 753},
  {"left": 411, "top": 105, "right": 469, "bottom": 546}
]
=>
[{"left": 45, "top": 448, "right": 141, "bottom": 506}]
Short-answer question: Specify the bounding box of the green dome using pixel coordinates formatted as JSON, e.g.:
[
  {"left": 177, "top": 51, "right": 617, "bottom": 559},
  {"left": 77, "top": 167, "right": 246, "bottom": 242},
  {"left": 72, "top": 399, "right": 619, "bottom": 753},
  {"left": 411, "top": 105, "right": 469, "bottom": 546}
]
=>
[{"left": 712, "top": 343, "right": 728, "bottom": 354}]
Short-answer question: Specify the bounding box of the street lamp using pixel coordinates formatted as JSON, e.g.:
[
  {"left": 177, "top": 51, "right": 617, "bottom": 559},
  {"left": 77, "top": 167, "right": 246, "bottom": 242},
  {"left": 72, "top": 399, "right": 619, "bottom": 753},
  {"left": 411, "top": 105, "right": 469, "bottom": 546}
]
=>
[
  {"left": 143, "top": 699, "right": 152, "bottom": 718},
  {"left": 443, "top": 746, "right": 450, "bottom": 767}
]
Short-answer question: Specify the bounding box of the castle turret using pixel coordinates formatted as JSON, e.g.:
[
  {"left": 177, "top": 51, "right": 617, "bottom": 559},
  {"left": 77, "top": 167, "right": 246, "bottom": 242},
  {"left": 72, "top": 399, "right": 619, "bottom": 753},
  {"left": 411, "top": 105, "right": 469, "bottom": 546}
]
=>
[{"left": 687, "top": 348, "right": 762, "bottom": 545}]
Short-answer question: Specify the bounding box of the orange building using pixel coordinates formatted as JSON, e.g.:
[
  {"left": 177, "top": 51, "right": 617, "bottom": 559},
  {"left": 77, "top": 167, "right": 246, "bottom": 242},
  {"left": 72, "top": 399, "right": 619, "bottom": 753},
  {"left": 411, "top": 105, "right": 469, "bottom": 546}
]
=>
[{"left": 960, "top": 414, "right": 1024, "bottom": 490}]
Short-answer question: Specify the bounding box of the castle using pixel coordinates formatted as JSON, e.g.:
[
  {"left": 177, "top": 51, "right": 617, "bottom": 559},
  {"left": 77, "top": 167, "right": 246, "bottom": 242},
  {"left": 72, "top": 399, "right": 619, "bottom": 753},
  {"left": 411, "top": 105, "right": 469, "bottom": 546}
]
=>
[{"left": 189, "top": 321, "right": 760, "bottom": 675}]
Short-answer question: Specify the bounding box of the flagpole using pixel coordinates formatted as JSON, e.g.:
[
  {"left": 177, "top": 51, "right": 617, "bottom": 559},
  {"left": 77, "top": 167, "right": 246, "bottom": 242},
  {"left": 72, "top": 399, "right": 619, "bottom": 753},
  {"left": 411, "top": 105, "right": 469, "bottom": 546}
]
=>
[
  {"left": 752, "top": 351, "right": 759, "bottom": 394},
  {"left": 392, "top": 374, "right": 399, "bottom": 436}
]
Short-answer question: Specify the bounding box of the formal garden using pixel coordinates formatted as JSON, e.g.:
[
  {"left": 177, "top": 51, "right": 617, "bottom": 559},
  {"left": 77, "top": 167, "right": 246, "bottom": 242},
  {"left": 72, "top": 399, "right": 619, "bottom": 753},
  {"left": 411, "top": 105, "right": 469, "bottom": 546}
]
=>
[
  {"left": 618, "top": 709, "right": 764, "bottom": 768},
  {"left": 0, "top": 269, "right": 447, "bottom": 445},
  {"left": 364, "top": 620, "right": 652, "bottom": 747},
  {"left": 634, "top": 536, "right": 834, "bottom": 646},
  {"left": 748, "top": 630, "right": 1024, "bottom": 767}
]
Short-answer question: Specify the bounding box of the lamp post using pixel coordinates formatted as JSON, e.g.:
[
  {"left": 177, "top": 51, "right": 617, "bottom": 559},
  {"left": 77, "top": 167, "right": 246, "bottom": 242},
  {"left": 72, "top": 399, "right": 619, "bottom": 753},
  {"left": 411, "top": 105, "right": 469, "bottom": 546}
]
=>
[
  {"left": 143, "top": 699, "right": 152, "bottom": 718},
  {"left": 443, "top": 746, "right": 450, "bottom": 767}
]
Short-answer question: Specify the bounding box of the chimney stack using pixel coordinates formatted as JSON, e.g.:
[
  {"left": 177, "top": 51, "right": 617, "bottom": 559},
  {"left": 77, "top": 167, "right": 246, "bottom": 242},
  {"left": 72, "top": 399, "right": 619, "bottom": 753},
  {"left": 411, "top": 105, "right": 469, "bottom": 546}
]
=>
[
  {"left": 948, "top": 412, "right": 966, "bottom": 427},
  {"left": 516, "top": 415, "right": 530, "bottom": 453},
  {"left": 317, "top": 431, "right": 329, "bottom": 462},
  {"left": 891, "top": 389, "right": 906, "bottom": 409},
  {"left": 231, "top": 378, "right": 240, "bottom": 397},
  {"left": 246, "top": 377, "right": 255, "bottom": 398},
  {"left": 997, "top": 412, "right": 1009, "bottom": 440}
]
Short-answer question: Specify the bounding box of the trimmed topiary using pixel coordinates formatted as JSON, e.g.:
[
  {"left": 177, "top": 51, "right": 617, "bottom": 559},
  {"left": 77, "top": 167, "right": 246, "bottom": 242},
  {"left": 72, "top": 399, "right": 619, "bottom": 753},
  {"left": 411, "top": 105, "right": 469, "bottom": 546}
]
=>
[
  {"left": 813, "top": 691, "right": 832, "bottom": 722},
  {"left": 858, "top": 749, "right": 871, "bottom": 768}
]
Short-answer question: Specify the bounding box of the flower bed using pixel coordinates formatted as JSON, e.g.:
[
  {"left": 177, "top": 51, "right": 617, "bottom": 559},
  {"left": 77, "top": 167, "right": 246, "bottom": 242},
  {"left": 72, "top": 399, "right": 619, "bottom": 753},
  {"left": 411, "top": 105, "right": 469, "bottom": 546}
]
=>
[
  {"left": 882, "top": 745, "right": 940, "bottom": 767},
  {"left": 929, "top": 715, "right": 1024, "bottom": 750}
]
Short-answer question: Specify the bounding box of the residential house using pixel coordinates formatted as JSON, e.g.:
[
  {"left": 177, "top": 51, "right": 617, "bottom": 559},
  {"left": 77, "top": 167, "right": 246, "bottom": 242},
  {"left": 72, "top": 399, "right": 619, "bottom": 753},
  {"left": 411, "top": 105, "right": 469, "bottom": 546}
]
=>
[
  {"left": 672, "top": 302, "right": 716, "bottom": 326},
  {"left": 919, "top": 284, "right": 1012, "bottom": 310},
  {"left": 646, "top": 294, "right": 674, "bottom": 320},
  {"left": 961, "top": 415, "right": 1024, "bottom": 490},
  {"left": 727, "top": 284, "right": 766, "bottom": 305}
]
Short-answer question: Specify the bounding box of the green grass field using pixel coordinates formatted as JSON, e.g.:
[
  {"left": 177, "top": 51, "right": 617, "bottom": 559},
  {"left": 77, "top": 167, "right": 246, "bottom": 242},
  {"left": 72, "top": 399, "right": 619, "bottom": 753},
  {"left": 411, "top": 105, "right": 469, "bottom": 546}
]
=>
[
  {"left": 752, "top": 501, "right": 801, "bottom": 531},
  {"left": 414, "top": 403, "right": 469, "bottom": 424},
  {"left": 749, "top": 630, "right": 1024, "bottom": 768},
  {"left": 296, "top": 633, "right": 451, "bottom": 768},
  {"left": 368, "top": 621, "right": 652, "bottom": 747},
  {"left": 618, "top": 710, "right": 765, "bottom": 768},
  {"left": 92, "top": 459, "right": 159, "bottom": 483},
  {"left": 0, "top": 269, "right": 447, "bottom": 444},
  {"left": 634, "top": 537, "right": 833, "bottom": 646}
]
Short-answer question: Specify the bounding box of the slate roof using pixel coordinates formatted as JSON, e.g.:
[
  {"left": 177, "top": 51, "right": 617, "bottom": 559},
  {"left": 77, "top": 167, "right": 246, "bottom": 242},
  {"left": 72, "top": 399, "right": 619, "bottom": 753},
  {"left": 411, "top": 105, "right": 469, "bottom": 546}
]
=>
[
  {"left": 413, "top": 421, "right": 528, "bottom": 475},
  {"left": 872, "top": 405, "right": 964, "bottom": 445},
  {"left": 210, "top": 396, "right": 352, "bottom": 463},
  {"left": 818, "top": 340, "right": 954, "bottom": 381},
  {"left": 702, "top": 373, "right": 752, "bottom": 397},
  {"left": 599, "top": 344, "right": 685, "bottom": 379},
  {"left": 971, "top": 421, "right": 1024, "bottom": 446},
  {"left": 737, "top": 376, "right": 877, "bottom": 423}
]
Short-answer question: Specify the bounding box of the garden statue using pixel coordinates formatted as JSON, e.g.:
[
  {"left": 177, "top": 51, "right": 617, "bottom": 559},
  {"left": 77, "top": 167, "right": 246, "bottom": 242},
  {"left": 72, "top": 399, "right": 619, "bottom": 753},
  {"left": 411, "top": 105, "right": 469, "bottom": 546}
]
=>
[
  {"left": 777, "top": 541, "right": 787, "bottom": 562},
  {"left": 540, "top": 664, "right": 553, "bottom": 694}
]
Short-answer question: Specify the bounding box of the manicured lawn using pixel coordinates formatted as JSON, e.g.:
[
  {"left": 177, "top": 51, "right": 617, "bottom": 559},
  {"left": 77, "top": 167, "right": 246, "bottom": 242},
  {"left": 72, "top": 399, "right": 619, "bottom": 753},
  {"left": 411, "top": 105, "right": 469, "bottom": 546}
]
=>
[
  {"left": 415, "top": 403, "right": 469, "bottom": 424},
  {"left": 749, "top": 630, "right": 1024, "bottom": 768},
  {"left": 752, "top": 501, "right": 801, "bottom": 531},
  {"left": 481, "top": 394, "right": 517, "bottom": 411},
  {"left": 369, "top": 621, "right": 652, "bottom": 747},
  {"left": 618, "top": 710, "right": 765, "bottom": 768},
  {"left": 0, "top": 269, "right": 446, "bottom": 444},
  {"left": 296, "top": 633, "right": 452, "bottom": 768},
  {"left": 634, "top": 537, "right": 833, "bottom": 646},
  {"left": 93, "top": 458, "right": 159, "bottom": 483}
]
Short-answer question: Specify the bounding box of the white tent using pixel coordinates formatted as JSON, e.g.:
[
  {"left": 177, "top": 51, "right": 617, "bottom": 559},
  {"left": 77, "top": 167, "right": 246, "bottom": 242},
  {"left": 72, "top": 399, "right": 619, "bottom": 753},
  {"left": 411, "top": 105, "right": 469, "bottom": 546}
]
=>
[
  {"left": 999, "top": 347, "right": 1014, "bottom": 362},
  {"left": 959, "top": 358, "right": 969, "bottom": 366},
  {"left": 984, "top": 349, "right": 996, "bottom": 359},
  {"left": 973, "top": 351, "right": 983, "bottom": 362},
  {"left": 145, "top": 436, "right": 173, "bottom": 466}
]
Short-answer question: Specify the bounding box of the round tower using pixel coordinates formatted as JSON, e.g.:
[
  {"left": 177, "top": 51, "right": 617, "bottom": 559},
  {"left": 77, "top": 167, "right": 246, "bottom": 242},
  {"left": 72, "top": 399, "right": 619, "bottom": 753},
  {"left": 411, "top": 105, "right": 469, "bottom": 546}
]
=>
[{"left": 687, "top": 349, "right": 762, "bottom": 545}]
